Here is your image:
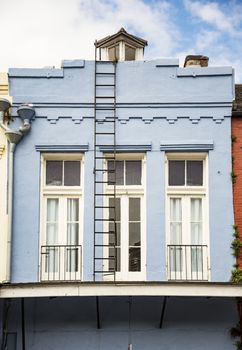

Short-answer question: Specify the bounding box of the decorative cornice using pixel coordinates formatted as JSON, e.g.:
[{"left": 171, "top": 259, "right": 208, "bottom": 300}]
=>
[
  {"left": 160, "top": 140, "right": 214, "bottom": 151},
  {"left": 99, "top": 143, "right": 152, "bottom": 152},
  {"left": 0, "top": 145, "right": 5, "bottom": 158},
  {"left": 35, "top": 144, "right": 89, "bottom": 152}
]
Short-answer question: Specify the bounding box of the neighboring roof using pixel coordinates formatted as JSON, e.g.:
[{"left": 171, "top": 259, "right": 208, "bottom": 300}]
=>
[
  {"left": 95, "top": 27, "right": 148, "bottom": 48},
  {"left": 233, "top": 84, "right": 242, "bottom": 113}
]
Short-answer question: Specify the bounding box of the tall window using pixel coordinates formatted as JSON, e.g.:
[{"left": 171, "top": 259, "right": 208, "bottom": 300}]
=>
[
  {"left": 40, "top": 154, "right": 83, "bottom": 281},
  {"left": 105, "top": 155, "right": 146, "bottom": 281},
  {"left": 166, "top": 153, "right": 209, "bottom": 281}
]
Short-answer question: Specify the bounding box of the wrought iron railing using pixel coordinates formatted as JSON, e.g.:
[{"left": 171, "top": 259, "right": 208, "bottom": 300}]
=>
[
  {"left": 167, "top": 244, "right": 209, "bottom": 281},
  {"left": 40, "top": 245, "right": 82, "bottom": 282}
]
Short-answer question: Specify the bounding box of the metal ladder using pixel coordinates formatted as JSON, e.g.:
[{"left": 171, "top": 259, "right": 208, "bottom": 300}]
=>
[{"left": 93, "top": 43, "right": 117, "bottom": 281}]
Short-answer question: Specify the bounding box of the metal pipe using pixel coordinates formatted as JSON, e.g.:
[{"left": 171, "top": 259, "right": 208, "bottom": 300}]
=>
[{"left": 5, "top": 143, "right": 16, "bottom": 282}]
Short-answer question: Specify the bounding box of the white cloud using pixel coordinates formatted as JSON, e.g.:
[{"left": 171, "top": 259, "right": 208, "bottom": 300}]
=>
[{"left": 0, "top": 0, "right": 179, "bottom": 71}]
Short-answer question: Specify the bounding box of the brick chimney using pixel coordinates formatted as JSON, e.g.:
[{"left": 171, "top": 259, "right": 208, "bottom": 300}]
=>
[{"left": 184, "top": 55, "right": 209, "bottom": 67}]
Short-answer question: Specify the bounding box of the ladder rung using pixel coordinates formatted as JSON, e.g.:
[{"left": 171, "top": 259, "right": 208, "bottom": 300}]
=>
[
  {"left": 94, "top": 168, "right": 115, "bottom": 172},
  {"left": 95, "top": 218, "right": 115, "bottom": 222},
  {"left": 94, "top": 271, "right": 115, "bottom": 273},
  {"left": 95, "top": 193, "right": 115, "bottom": 196},
  {"left": 95, "top": 231, "right": 115, "bottom": 234},
  {"left": 96, "top": 72, "right": 115, "bottom": 75},
  {"left": 96, "top": 108, "right": 115, "bottom": 110},
  {"left": 96, "top": 96, "right": 115, "bottom": 99},
  {"left": 95, "top": 132, "right": 115, "bottom": 135},
  {"left": 95, "top": 156, "right": 115, "bottom": 159},
  {"left": 95, "top": 206, "right": 115, "bottom": 209},
  {"left": 95, "top": 181, "right": 115, "bottom": 184},
  {"left": 96, "top": 60, "right": 115, "bottom": 64},
  {"left": 95, "top": 119, "right": 115, "bottom": 123},
  {"left": 96, "top": 84, "right": 115, "bottom": 87},
  {"left": 95, "top": 244, "right": 115, "bottom": 247}
]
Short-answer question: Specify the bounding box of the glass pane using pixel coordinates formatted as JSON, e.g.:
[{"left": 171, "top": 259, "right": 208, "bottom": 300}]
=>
[
  {"left": 108, "top": 161, "right": 124, "bottom": 185},
  {"left": 108, "top": 45, "right": 119, "bottom": 61},
  {"left": 45, "top": 246, "right": 58, "bottom": 273},
  {"left": 47, "top": 198, "right": 59, "bottom": 221},
  {"left": 170, "top": 198, "right": 182, "bottom": 244},
  {"left": 129, "top": 198, "right": 140, "bottom": 221},
  {"left": 191, "top": 246, "right": 202, "bottom": 273},
  {"left": 129, "top": 248, "right": 140, "bottom": 271},
  {"left": 66, "top": 247, "right": 78, "bottom": 272},
  {"left": 67, "top": 198, "right": 79, "bottom": 221},
  {"left": 168, "top": 161, "right": 185, "bottom": 186},
  {"left": 126, "top": 161, "right": 141, "bottom": 185},
  {"left": 191, "top": 198, "right": 202, "bottom": 245},
  {"left": 109, "top": 222, "right": 120, "bottom": 246},
  {"left": 64, "top": 161, "right": 81, "bottom": 186},
  {"left": 129, "top": 223, "right": 140, "bottom": 246},
  {"left": 125, "top": 45, "right": 136, "bottom": 61},
  {"left": 109, "top": 247, "right": 120, "bottom": 271},
  {"left": 46, "top": 161, "right": 62, "bottom": 186},
  {"left": 170, "top": 246, "right": 182, "bottom": 272},
  {"left": 187, "top": 161, "right": 203, "bottom": 186},
  {"left": 109, "top": 198, "right": 120, "bottom": 221}
]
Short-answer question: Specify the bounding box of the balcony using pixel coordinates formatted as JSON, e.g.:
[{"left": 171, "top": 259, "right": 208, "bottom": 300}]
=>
[
  {"left": 167, "top": 245, "right": 209, "bottom": 281},
  {"left": 40, "top": 245, "right": 82, "bottom": 282}
]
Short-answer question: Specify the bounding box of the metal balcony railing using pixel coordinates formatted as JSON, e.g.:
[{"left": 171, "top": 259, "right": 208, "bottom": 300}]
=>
[
  {"left": 40, "top": 245, "right": 82, "bottom": 282},
  {"left": 167, "top": 244, "right": 209, "bottom": 281}
]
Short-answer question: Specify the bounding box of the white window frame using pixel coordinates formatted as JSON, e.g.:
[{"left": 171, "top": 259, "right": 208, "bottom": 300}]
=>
[
  {"left": 39, "top": 153, "right": 84, "bottom": 281},
  {"left": 165, "top": 152, "right": 210, "bottom": 281},
  {"left": 104, "top": 153, "right": 146, "bottom": 281}
]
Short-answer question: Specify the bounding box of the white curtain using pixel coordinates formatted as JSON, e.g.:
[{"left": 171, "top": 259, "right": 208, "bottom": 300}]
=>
[
  {"left": 67, "top": 198, "right": 79, "bottom": 272},
  {"left": 46, "top": 198, "right": 59, "bottom": 273},
  {"left": 191, "top": 198, "right": 202, "bottom": 272},
  {"left": 170, "top": 198, "right": 182, "bottom": 272}
]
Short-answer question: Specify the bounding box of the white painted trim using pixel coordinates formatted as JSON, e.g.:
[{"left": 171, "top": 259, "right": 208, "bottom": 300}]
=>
[{"left": 1, "top": 282, "right": 242, "bottom": 298}]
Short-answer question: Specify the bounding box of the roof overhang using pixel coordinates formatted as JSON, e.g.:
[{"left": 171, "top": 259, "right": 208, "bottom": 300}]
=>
[
  {"left": 1, "top": 281, "right": 242, "bottom": 298},
  {"left": 96, "top": 28, "right": 148, "bottom": 48}
]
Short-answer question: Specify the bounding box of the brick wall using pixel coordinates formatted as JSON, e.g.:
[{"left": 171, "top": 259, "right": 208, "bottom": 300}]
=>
[{"left": 232, "top": 117, "right": 242, "bottom": 267}]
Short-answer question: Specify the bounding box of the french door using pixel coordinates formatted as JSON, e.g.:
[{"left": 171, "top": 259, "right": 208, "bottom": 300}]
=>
[
  {"left": 41, "top": 196, "right": 82, "bottom": 281},
  {"left": 106, "top": 195, "right": 145, "bottom": 281},
  {"left": 167, "top": 195, "right": 208, "bottom": 281}
]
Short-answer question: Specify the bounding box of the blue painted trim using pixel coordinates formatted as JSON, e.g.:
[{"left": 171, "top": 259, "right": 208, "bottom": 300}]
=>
[
  {"left": 155, "top": 59, "right": 179, "bottom": 67},
  {"left": 61, "top": 60, "right": 85, "bottom": 68},
  {"left": 35, "top": 144, "right": 89, "bottom": 152},
  {"left": 160, "top": 140, "right": 214, "bottom": 151},
  {"left": 177, "top": 67, "right": 233, "bottom": 77},
  {"left": 9, "top": 68, "right": 64, "bottom": 78},
  {"left": 99, "top": 143, "right": 152, "bottom": 152}
]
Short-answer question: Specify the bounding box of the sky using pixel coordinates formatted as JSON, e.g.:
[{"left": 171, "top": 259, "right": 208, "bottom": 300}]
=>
[{"left": 1, "top": 0, "right": 242, "bottom": 82}]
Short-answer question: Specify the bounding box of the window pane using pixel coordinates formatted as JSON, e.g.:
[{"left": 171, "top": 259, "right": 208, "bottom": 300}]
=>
[
  {"left": 108, "top": 161, "right": 124, "bottom": 185},
  {"left": 108, "top": 45, "right": 119, "bottom": 61},
  {"left": 191, "top": 198, "right": 202, "bottom": 245},
  {"left": 187, "top": 161, "right": 203, "bottom": 186},
  {"left": 64, "top": 161, "right": 80, "bottom": 186},
  {"left": 109, "top": 198, "right": 121, "bottom": 221},
  {"left": 46, "top": 161, "right": 62, "bottom": 186},
  {"left": 129, "top": 223, "right": 140, "bottom": 246},
  {"left": 109, "top": 247, "right": 120, "bottom": 271},
  {"left": 126, "top": 161, "right": 141, "bottom": 185},
  {"left": 170, "top": 198, "right": 182, "bottom": 244},
  {"left": 129, "top": 248, "right": 140, "bottom": 271},
  {"left": 125, "top": 45, "right": 136, "bottom": 61},
  {"left": 129, "top": 198, "right": 140, "bottom": 221},
  {"left": 168, "top": 161, "right": 185, "bottom": 186}
]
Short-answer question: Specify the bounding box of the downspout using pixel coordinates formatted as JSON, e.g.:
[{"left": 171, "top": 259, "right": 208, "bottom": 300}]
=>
[{"left": 0, "top": 101, "right": 35, "bottom": 283}]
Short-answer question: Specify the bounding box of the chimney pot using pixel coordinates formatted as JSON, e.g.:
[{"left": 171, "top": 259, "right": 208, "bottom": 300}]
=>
[{"left": 184, "top": 55, "right": 209, "bottom": 67}]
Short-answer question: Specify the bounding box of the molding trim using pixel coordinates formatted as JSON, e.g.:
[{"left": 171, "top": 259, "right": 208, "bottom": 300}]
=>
[
  {"left": 0, "top": 145, "right": 5, "bottom": 158},
  {"left": 99, "top": 143, "right": 152, "bottom": 152},
  {"left": 1, "top": 281, "right": 242, "bottom": 298},
  {"left": 160, "top": 140, "right": 214, "bottom": 151},
  {"left": 35, "top": 144, "right": 89, "bottom": 152}
]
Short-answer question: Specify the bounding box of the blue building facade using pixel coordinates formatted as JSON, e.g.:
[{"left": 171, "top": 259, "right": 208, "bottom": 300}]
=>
[{"left": 0, "top": 30, "right": 240, "bottom": 350}]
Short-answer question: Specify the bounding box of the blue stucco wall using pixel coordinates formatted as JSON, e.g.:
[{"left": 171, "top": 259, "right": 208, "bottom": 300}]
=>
[
  {"left": 0, "top": 297, "right": 238, "bottom": 350},
  {"left": 8, "top": 59, "right": 234, "bottom": 283}
]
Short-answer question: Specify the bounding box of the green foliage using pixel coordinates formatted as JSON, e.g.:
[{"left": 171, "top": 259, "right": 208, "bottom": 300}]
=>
[
  {"left": 235, "top": 340, "right": 242, "bottom": 350},
  {"left": 231, "top": 268, "right": 242, "bottom": 284},
  {"left": 230, "top": 325, "right": 241, "bottom": 338},
  {"left": 231, "top": 171, "right": 238, "bottom": 184},
  {"left": 231, "top": 239, "right": 242, "bottom": 257},
  {"left": 232, "top": 135, "right": 238, "bottom": 143}
]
